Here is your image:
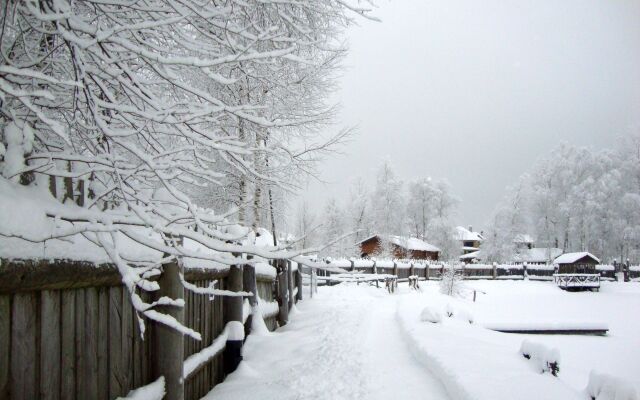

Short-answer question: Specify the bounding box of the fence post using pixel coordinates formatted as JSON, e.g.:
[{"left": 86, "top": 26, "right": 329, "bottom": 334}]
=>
[
  {"left": 295, "top": 266, "right": 303, "bottom": 302},
  {"left": 492, "top": 262, "right": 497, "bottom": 279},
  {"left": 242, "top": 264, "right": 257, "bottom": 335},
  {"left": 410, "top": 262, "right": 415, "bottom": 278},
  {"left": 287, "top": 261, "right": 294, "bottom": 311},
  {"left": 350, "top": 259, "right": 355, "bottom": 272},
  {"left": 426, "top": 263, "right": 430, "bottom": 280},
  {"left": 276, "top": 260, "right": 289, "bottom": 326},
  {"left": 393, "top": 262, "right": 398, "bottom": 279},
  {"left": 152, "top": 258, "right": 184, "bottom": 400},
  {"left": 224, "top": 263, "right": 244, "bottom": 374}
]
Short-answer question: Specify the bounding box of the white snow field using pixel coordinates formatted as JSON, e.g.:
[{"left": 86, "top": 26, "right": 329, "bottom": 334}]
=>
[
  {"left": 205, "top": 281, "right": 639, "bottom": 400},
  {"left": 204, "top": 284, "right": 450, "bottom": 400}
]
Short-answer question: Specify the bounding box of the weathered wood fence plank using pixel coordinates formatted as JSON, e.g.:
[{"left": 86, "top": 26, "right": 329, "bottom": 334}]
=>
[
  {"left": 60, "top": 291, "right": 75, "bottom": 400},
  {"left": 11, "top": 293, "right": 38, "bottom": 400},
  {"left": 40, "top": 290, "right": 61, "bottom": 400},
  {"left": 0, "top": 295, "right": 11, "bottom": 400}
]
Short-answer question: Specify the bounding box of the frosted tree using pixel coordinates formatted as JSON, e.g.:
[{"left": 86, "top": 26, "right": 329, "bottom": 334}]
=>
[
  {"left": 0, "top": 0, "right": 379, "bottom": 336},
  {"left": 440, "top": 264, "right": 463, "bottom": 297},
  {"left": 486, "top": 138, "right": 640, "bottom": 263},
  {"left": 371, "top": 161, "right": 406, "bottom": 257}
]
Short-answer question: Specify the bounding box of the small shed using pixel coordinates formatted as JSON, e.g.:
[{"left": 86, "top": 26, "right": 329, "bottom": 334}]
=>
[{"left": 554, "top": 252, "right": 600, "bottom": 274}]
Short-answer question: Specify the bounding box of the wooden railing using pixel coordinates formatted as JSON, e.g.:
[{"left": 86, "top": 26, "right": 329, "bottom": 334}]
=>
[{"left": 0, "top": 257, "right": 303, "bottom": 400}]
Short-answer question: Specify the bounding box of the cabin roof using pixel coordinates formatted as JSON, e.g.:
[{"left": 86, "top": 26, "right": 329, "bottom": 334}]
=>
[
  {"left": 455, "top": 226, "right": 484, "bottom": 242},
  {"left": 357, "top": 234, "right": 440, "bottom": 253},
  {"left": 554, "top": 252, "right": 600, "bottom": 264}
]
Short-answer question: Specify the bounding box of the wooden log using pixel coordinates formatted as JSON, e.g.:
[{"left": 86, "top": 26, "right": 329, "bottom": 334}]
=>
[
  {"left": 11, "top": 293, "right": 38, "bottom": 400},
  {"left": 96, "top": 289, "right": 108, "bottom": 400},
  {"left": 287, "top": 261, "right": 294, "bottom": 311},
  {"left": 0, "top": 295, "right": 11, "bottom": 400},
  {"left": 295, "top": 269, "right": 303, "bottom": 302},
  {"left": 75, "top": 289, "right": 87, "bottom": 400},
  {"left": 242, "top": 265, "right": 257, "bottom": 335},
  {"left": 151, "top": 260, "right": 184, "bottom": 400},
  {"left": 60, "top": 291, "right": 75, "bottom": 400},
  {"left": 49, "top": 175, "right": 57, "bottom": 199},
  {"left": 224, "top": 265, "right": 243, "bottom": 374},
  {"left": 63, "top": 177, "right": 73, "bottom": 204},
  {"left": 276, "top": 260, "right": 289, "bottom": 326},
  {"left": 76, "top": 180, "right": 85, "bottom": 207},
  {"left": 84, "top": 288, "right": 99, "bottom": 397},
  {"left": 121, "top": 289, "right": 133, "bottom": 395},
  {"left": 108, "top": 288, "right": 123, "bottom": 399},
  {"left": 40, "top": 290, "right": 61, "bottom": 400}
]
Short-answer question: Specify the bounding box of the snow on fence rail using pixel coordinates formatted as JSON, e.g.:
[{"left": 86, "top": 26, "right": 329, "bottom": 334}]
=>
[
  {"left": 0, "top": 257, "right": 303, "bottom": 400},
  {"left": 316, "top": 259, "right": 632, "bottom": 283}
]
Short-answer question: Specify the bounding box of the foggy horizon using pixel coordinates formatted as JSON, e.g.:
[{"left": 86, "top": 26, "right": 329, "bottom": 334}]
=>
[{"left": 300, "top": 0, "right": 640, "bottom": 233}]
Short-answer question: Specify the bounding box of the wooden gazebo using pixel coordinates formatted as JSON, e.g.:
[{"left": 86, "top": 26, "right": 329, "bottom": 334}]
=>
[{"left": 553, "top": 252, "right": 601, "bottom": 291}]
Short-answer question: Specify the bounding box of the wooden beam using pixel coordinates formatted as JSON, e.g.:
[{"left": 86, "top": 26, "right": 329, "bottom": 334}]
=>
[{"left": 0, "top": 260, "right": 230, "bottom": 293}]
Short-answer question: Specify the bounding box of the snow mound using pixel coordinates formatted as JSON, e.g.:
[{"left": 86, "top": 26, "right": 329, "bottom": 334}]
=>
[
  {"left": 420, "top": 306, "right": 442, "bottom": 323},
  {"left": 586, "top": 371, "right": 638, "bottom": 400},
  {"left": 115, "top": 376, "right": 165, "bottom": 400},
  {"left": 520, "top": 339, "right": 561, "bottom": 376}
]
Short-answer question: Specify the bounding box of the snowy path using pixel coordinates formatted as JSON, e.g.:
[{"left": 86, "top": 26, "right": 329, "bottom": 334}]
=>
[{"left": 204, "top": 284, "right": 450, "bottom": 400}]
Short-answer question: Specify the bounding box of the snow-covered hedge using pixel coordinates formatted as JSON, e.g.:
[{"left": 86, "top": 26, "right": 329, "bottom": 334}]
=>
[
  {"left": 586, "top": 371, "right": 638, "bottom": 400},
  {"left": 520, "top": 340, "right": 561, "bottom": 377}
]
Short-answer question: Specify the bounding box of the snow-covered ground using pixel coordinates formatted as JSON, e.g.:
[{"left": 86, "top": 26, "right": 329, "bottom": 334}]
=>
[
  {"left": 205, "top": 280, "right": 639, "bottom": 400},
  {"left": 204, "top": 284, "right": 449, "bottom": 400}
]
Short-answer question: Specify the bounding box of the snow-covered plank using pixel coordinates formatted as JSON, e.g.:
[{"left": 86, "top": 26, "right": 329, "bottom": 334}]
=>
[{"left": 485, "top": 321, "right": 609, "bottom": 335}]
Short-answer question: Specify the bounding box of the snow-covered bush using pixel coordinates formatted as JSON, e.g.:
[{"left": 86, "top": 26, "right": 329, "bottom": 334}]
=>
[
  {"left": 454, "top": 307, "right": 474, "bottom": 324},
  {"left": 586, "top": 371, "right": 638, "bottom": 400},
  {"left": 440, "top": 264, "right": 464, "bottom": 297},
  {"left": 520, "top": 340, "right": 561, "bottom": 377},
  {"left": 420, "top": 306, "right": 442, "bottom": 323}
]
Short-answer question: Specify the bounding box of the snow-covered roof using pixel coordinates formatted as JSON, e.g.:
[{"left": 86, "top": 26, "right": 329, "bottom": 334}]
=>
[
  {"left": 389, "top": 236, "right": 441, "bottom": 252},
  {"left": 514, "top": 248, "right": 563, "bottom": 263},
  {"left": 553, "top": 252, "right": 600, "bottom": 264},
  {"left": 513, "top": 234, "right": 535, "bottom": 244},
  {"left": 455, "top": 226, "right": 483, "bottom": 242},
  {"left": 460, "top": 250, "right": 482, "bottom": 260},
  {"left": 356, "top": 234, "right": 440, "bottom": 252}
]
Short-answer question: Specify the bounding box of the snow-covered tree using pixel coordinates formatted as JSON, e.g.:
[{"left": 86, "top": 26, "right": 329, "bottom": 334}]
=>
[{"left": 0, "top": 0, "right": 378, "bottom": 335}]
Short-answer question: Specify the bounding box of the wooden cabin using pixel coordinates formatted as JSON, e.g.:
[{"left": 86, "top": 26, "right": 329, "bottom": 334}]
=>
[
  {"left": 357, "top": 235, "right": 440, "bottom": 260},
  {"left": 553, "top": 252, "right": 600, "bottom": 274}
]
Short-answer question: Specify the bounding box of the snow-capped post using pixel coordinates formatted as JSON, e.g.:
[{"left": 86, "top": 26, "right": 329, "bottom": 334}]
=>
[
  {"left": 372, "top": 259, "right": 379, "bottom": 288},
  {"left": 295, "top": 267, "right": 303, "bottom": 302},
  {"left": 224, "top": 260, "right": 244, "bottom": 374},
  {"left": 151, "top": 257, "right": 184, "bottom": 400},
  {"left": 287, "top": 261, "right": 294, "bottom": 311},
  {"left": 426, "top": 262, "right": 431, "bottom": 280},
  {"left": 276, "top": 260, "right": 289, "bottom": 326},
  {"left": 523, "top": 262, "right": 528, "bottom": 280},
  {"left": 492, "top": 262, "right": 498, "bottom": 279},
  {"left": 393, "top": 262, "right": 398, "bottom": 279},
  {"left": 410, "top": 262, "right": 415, "bottom": 278},
  {"left": 242, "top": 263, "right": 258, "bottom": 334}
]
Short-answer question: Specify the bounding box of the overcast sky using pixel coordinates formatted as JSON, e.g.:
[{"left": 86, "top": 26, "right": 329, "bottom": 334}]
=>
[{"left": 299, "top": 0, "right": 640, "bottom": 232}]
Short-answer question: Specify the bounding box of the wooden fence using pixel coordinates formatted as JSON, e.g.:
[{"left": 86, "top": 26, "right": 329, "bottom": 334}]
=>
[
  {"left": 317, "top": 259, "right": 626, "bottom": 282},
  {"left": 0, "top": 258, "right": 302, "bottom": 400}
]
